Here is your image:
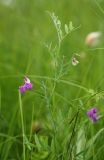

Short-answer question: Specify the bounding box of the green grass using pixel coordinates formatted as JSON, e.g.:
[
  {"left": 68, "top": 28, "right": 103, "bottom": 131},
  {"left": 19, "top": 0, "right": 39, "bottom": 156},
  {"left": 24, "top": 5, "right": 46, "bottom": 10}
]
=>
[{"left": 0, "top": 0, "right": 104, "bottom": 159}]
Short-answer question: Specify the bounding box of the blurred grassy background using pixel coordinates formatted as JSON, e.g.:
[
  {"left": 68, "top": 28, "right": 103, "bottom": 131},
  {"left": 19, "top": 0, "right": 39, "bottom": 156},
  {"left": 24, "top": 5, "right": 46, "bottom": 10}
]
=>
[{"left": 0, "top": 0, "right": 104, "bottom": 159}]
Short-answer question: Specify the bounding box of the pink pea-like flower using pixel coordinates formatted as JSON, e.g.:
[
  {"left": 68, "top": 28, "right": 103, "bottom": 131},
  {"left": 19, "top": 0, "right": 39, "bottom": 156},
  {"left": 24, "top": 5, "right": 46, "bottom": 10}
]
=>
[
  {"left": 87, "top": 107, "right": 98, "bottom": 123},
  {"left": 19, "top": 76, "right": 33, "bottom": 93}
]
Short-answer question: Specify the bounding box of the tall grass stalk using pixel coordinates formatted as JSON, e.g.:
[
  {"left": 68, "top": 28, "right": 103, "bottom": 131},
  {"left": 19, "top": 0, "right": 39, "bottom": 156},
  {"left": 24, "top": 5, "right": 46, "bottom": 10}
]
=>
[
  {"left": 19, "top": 92, "right": 25, "bottom": 160},
  {"left": 0, "top": 87, "right": 1, "bottom": 113}
]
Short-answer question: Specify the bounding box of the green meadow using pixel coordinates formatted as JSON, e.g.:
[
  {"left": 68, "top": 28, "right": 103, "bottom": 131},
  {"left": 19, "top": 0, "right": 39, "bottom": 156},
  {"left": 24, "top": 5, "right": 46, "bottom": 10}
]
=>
[{"left": 0, "top": 0, "right": 104, "bottom": 159}]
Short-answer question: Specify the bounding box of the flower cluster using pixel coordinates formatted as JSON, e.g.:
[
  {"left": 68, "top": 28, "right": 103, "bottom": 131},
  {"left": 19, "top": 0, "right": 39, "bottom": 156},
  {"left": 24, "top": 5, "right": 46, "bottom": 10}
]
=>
[
  {"left": 87, "top": 107, "right": 98, "bottom": 123},
  {"left": 19, "top": 76, "right": 33, "bottom": 93}
]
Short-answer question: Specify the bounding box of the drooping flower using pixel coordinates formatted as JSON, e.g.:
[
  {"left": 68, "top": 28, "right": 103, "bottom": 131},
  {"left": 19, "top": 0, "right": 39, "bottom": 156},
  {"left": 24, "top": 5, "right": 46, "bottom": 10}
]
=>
[
  {"left": 87, "top": 107, "right": 98, "bottom": 123},
  {"left": 19, "top": 76, "right": 33, "bottom": 93},
  {"left": 72, "top": 57, "right": 79, "bottom": 66},
  {"left": 24, "top": 76, "right": 33, "bottom": 90},
  {"left": 85, "top": 32, "right": 101, "bottom": 47}
]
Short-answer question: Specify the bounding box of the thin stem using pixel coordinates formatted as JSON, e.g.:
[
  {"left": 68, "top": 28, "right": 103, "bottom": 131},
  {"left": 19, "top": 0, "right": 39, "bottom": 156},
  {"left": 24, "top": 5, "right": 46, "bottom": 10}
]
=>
[
  {"left": 19, "top": 92, "right": 25, "bottom": 160},
  {"left": 0, "top": 87, "right": 1, "bottom": 113}
]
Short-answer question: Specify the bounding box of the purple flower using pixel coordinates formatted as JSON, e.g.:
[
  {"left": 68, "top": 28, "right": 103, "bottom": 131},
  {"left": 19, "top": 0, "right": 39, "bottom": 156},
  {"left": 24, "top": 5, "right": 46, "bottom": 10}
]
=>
[
  {"left": 19, "top": 76, "right": 33, "bottom": 93},
  {"left": 87, "top": 107, "right": 98, "bottom": 123},
  {"left": 25, "top": 83, "right": 33, "bottom": 90},
  {"left": 19, "top": 85, "right": 26, "bottom": 94}
]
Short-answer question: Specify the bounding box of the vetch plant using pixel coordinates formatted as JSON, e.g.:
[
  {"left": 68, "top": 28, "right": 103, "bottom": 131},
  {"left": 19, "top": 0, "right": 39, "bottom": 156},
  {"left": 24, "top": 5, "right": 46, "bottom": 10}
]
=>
[
  {"left": 46, "top": 12, "right": 80, "bottom": 81},
  {"left": 1, "top": 1, "right": 104, "bottom": 159}
]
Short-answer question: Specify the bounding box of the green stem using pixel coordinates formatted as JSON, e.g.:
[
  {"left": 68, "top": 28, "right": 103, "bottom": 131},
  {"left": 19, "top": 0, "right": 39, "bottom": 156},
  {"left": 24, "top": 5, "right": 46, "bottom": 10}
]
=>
[
  {"left": 0, "top": 87, "right": 1, "bottom": 113},
  {"left": 19, "top": 92, "right": 25, "bottom": 160}
]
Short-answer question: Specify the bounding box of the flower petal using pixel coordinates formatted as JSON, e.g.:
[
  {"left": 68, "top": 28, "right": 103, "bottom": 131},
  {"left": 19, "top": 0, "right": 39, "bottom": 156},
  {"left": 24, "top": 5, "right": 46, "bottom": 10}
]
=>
[{"left": 19, "top": 85, "right": 26, "bottom": 93}]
